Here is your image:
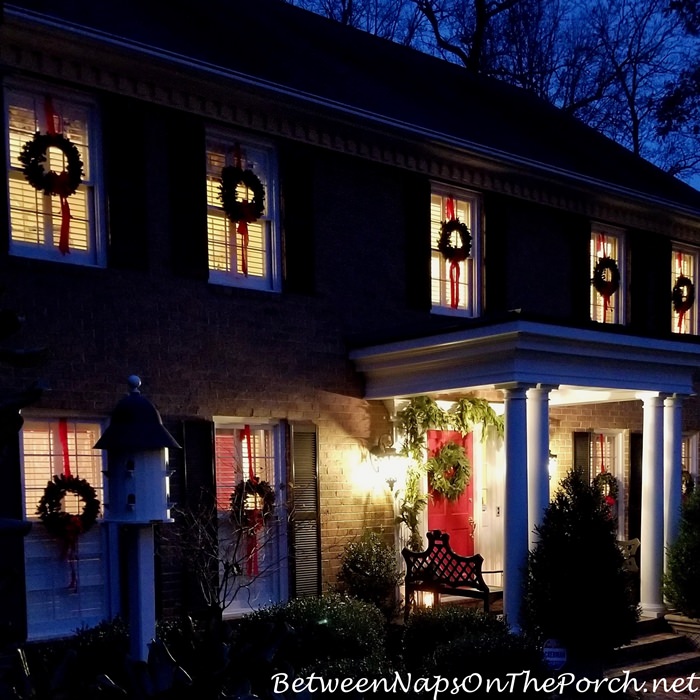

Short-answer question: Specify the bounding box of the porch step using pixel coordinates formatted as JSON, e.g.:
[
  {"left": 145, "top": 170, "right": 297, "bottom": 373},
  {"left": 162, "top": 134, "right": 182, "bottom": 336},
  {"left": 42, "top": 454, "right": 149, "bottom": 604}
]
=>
[{"left": 605, "top": 618, "right": 700, "bottom": 682}]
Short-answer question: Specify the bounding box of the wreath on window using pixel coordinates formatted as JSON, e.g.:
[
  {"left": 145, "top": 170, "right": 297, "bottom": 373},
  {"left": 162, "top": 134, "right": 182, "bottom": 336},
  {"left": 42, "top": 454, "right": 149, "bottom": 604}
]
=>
[
  {"left": 593, "top": 471, "right": 619, "bottom": 506},
  {"left": 229, "top": 478, "right": 275, "bottom": 531},
  {"left": 18, "top": 132, "right": 84, "bottom": 197},
  {"left": 36, "top": 474, "right": 100, "bottom": 543},
  {"left": 592, "top": 256, "right": 621, "bottom": 298},
  {"left": 437, "top": 219, "right": 471, "bottom": 262},
  {"left": 219, "top": 166, "right": 265, "bottom": 223},
  {"left": 682, "top": 469, "right": 695, "bottom": 498},
  {"left": 425, "top": 441, "right": 471, "bottom": 502},
  {"left": 672, "top": 276, "right": 696, "bottom": 316}
]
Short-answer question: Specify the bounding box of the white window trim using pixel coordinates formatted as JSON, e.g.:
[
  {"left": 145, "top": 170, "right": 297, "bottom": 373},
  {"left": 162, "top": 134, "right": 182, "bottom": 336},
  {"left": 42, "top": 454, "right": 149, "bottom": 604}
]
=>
[
  {"left": 430, "top": 184, "right": 482, "bottom": 318},
  {"left": 4, "top": 79, "right": 107, "bottom": 268},
  {"left": 591, "top": 224, "right": 626, "bottom": 325},
  {"left": 212, "top": 417, "right": 288, "bottom": 618},
  {"left": 206, "top": 129, "right": 281, "bottom": 292}
]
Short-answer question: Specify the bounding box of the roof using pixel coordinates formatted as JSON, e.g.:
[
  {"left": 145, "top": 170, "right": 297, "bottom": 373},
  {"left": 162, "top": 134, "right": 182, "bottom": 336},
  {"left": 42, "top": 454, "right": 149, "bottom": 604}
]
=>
[{"left": 5, "top": 0, "right": 700, "bottom": 214}]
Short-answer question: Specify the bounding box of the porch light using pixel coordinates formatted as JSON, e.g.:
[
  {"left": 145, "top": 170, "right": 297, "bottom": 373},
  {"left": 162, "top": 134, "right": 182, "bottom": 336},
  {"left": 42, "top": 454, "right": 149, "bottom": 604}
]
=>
[
  {"left": 371, "top": 433, "right": 401, "bottom": 491},
  {"left": 548, "top": 451, "right": 558, "bottom": 480}
]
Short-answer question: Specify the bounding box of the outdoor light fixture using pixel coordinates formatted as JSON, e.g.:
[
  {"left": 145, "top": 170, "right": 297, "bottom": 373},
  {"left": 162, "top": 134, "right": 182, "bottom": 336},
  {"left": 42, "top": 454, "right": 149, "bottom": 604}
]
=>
[
  {"left": 371, "top": 433, "right": 401, "bottom": 491},
  {"left": 548, "top": 450, "right": 558, "bottom": 480}
]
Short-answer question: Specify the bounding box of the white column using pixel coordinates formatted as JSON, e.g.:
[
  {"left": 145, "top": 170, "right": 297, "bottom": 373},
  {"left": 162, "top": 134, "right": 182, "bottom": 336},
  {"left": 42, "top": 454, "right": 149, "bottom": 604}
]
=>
[
  {"left": 503, "top": 385, "right": 529, "bottom": 632},
  {"left": 527, "top": 386, "right": 554, "bottom": 550},
  {"left": 664, "top": 395, "right": 683, "bottom": 573},
  {"left": 640, "top": 395, "right": 665, "bottom": 617}
]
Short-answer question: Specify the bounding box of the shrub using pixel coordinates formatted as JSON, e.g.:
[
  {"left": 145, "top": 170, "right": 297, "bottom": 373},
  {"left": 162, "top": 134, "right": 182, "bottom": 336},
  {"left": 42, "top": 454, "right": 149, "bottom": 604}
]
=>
[
  {"left": 664, "top": 487, "right": 700, "bottom": 618},
  {"left": 522, "top": 468, "right": 639, "bottom": 659},
  {"left": 337, "top": 529, "right": 404, "bottom": 616},
  {"left": 402, "top": 606, "right": 546, "bottom": 697},
  {"left": 233, "top": 592, "right": 388, "bottom": 677}
]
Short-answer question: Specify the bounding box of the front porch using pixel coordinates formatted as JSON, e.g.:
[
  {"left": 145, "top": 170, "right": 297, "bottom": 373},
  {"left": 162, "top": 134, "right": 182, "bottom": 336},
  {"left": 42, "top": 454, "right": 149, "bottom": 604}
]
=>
[{"left": 351, "top": 318, "right": 700, "bottom": 630}]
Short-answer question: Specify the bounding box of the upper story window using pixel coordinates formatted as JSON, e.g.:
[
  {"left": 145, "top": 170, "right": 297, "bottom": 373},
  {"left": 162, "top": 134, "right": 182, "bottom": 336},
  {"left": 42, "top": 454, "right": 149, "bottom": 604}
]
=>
[
  {"left": 206, "top": 132, "right": 280, "bottom": 291},
  {"left": 5, "top": 84, "right": 104, "bottom": 266},
  {"left": 672, "top": 244, "right": 698, "bottom": 335},
  {"left": 590, "top": 228, "right": 625, "bottom": 324},
  {"left": 431, "top": 187, "right": 481, "bottom": 316}
]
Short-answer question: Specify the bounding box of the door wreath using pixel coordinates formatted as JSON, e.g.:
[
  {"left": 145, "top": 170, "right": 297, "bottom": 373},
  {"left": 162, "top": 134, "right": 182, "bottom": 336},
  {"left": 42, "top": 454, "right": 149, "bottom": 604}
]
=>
[
  {"left": 426, "top": 441, "right": 471, "bottom": 502},
  {"left": 682, "top": 469, "right": 695, "bottom": 498},
  {"left": 37, "top": 473, "right": 100, "bottom": 540}
]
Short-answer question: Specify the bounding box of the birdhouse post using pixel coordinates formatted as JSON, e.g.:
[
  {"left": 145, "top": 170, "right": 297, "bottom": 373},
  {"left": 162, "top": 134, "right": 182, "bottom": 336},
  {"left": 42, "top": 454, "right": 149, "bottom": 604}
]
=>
[{"left": 94, "top": 376, "right": 180, "bottom": 662}]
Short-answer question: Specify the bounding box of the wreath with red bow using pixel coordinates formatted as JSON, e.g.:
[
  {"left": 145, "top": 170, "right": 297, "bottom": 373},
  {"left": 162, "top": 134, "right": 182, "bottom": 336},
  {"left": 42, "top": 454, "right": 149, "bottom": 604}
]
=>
[
  {"left": 19, "top": 132, "right": 84, "bottom": 197},
  {"left": 425, "top": 441, "right": 471, "bottom": 502},
  {"left": 230, "top": 478, "right": 275, "bottom": 531},
  {"left": 593, "top": 471, "right": 619, "bottom": 507},
  {"left": 36, "top": 474, "right": 100, "bottom": 542},
  {"left": 592, "top": 256, "right": 620, "bottom": 299},
  {"left": 437, "top": 219, "right": 471, "bottom": 262},
  {"left": 672, "top": 276, "right": 695, "bottom": 316},
  {"left": 219, "top": 166, "right": 265, "bottom": 223}
]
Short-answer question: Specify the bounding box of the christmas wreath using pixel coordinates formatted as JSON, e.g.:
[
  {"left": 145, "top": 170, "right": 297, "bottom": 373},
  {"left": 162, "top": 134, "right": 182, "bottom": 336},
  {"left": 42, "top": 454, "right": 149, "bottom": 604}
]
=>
[
  {"left": 426, "top": 441, "right": 471, "bottom": 502},
  {"left": 593, "top": 471, "right": 619, "bottom": 506},
  {"left": 592, "top": 256, "right": 621, "bottom": 298},
  {"left": 437, "top": 219, "right": 471, "bottom": 262},
  {"left": 672, "top": 276, "right": 695, "bottom": 316},
  {"left": 682, "top": 469, "right": 695, "bottom": 498},
  {"left": 18, "top": 132, "right": 84, "bottom": 197},
  {"left": 230, "top": 478, "right": 275, "bottom": 531},
  {"left": 36, "top": 474, "right": 100, "bottom": 541},
  {"left": 219, "top": 166, "right": 265, "bottom": 223}
]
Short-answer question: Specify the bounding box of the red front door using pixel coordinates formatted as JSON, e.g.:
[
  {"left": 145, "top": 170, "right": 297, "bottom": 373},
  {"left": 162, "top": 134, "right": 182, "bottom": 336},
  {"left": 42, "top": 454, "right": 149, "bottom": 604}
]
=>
[{"left": 427, "top": 430, "right": 475, "bottom": 556}]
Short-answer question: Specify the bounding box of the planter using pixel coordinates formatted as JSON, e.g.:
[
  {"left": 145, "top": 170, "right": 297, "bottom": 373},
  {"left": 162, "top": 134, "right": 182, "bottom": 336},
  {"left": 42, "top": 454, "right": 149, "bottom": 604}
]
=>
[{"left": 665, "top": 613, "right": 700, "bottom": 650}]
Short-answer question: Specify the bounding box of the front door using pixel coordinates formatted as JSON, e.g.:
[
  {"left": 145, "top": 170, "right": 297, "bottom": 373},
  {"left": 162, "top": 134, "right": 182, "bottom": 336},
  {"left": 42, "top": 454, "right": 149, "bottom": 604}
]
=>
[{"left": 426, "top": 430, "right": 475, "bottom": 556}]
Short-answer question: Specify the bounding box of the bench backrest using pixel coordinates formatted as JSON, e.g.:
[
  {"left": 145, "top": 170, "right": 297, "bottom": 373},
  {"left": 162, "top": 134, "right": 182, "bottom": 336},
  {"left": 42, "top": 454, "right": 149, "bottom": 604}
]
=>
[{"left": 402, "top": 529, "right": 487, "bottom": 591}]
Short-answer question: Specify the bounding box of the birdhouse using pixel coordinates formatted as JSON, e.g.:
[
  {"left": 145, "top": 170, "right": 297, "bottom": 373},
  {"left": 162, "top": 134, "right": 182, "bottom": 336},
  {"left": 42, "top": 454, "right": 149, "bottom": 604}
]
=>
[{"left": 94, "top": 376, "right": 180, "bottom": 524}]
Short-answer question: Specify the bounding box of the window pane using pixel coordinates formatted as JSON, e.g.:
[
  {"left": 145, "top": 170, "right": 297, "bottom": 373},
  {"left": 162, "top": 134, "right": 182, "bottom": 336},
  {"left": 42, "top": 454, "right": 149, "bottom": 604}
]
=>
[{"left": 5, "top": 87, "right": 100, "bottom": 265}]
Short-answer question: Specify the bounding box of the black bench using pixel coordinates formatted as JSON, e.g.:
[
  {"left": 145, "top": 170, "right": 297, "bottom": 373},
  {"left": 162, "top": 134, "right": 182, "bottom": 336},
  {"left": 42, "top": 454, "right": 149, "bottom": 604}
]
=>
[{"left": 402, "top": 529, "right": 503, "bottom": 621}]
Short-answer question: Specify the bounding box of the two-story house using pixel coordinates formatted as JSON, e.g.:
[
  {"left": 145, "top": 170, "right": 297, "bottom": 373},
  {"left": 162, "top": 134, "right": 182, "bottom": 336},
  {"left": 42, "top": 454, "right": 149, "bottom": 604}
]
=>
[{"left": 3, "top": 0, "right": 700, "bottom": 644}]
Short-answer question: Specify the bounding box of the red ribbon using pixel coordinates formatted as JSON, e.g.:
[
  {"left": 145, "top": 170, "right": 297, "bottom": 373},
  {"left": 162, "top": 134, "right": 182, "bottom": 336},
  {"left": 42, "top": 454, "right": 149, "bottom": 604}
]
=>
[
  {"left": 58, "top": 418, "right": 72, "bottom": 477},
  {"left": 597, "top": 235, "right": 611, "bottom": 320},
  {"left": 58, "top": 418, "right": 79, "bottom": 590},
  {"left": 677, "top": 252, "right": 686, "bottom": 332},
  {"left": 445, "top": 198, "right": 461, "bottom": 308},
  {"left": 44, "top": 97, "right": 72, "bottom": 255},
  {"left": 241, "top": 424, "right": 260, "bottom": 575}
]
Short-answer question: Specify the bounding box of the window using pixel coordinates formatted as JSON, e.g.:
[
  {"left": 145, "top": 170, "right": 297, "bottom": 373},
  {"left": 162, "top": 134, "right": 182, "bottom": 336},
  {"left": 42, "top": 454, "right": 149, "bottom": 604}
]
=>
[
  {"left": 590, "top": 229, "right": 625, "bottom": 324},
  {"left": 430, "top": 188, "right": 481, "bottom": 315},
  {"left": 21, "top": 418, "right": 111, "bottom": 640},
  {"left": 214, "top": 420, "right": 287, "bottom": 616},
  {"left": 206, "top": 133, "right": 280, "bottom": 290},
  {"left": 4, "top": 84, "right": 104, "bottom": 266},
  {"left": 672, "top": 245, "right": 698, "bottom": 335}
]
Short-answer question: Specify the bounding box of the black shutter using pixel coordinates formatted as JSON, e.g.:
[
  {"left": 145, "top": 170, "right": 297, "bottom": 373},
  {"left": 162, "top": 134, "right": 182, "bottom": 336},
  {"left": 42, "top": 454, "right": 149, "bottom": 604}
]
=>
[
  {"left": 572, "top": 431, "right": 592, "bottom": 482},
  {"left": 181, "top": 419, "right": 215, "bottom": 507},
  {"left": 0, "top": 87, "right": 9, "bottom": 256},
  {"left": 168, "top": 113, "right": 209, "bottom": 280},
  {"left": 289, "top": 423, "right": 321, "bottom": 597},
  {"left": 101, "top": 95, "right": 149, "bottom": 269},
  {"left": 279, "top": 142, "right": 316, "bottom": 294},
  {"left": 403, "top": 171, "right": 431, "bottom": 311}
]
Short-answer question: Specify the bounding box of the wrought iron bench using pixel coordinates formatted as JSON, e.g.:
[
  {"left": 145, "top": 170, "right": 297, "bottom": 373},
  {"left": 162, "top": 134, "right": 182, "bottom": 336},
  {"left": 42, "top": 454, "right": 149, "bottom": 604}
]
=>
[{"left": 401, "top": 529, "right": 503, "bottom": 621}]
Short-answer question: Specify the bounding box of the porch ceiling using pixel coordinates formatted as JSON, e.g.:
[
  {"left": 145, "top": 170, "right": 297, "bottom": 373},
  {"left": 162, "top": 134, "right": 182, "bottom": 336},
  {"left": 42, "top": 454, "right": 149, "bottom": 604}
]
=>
[{"left": 349, "top": 320, "right": 700, "bottom": 404}]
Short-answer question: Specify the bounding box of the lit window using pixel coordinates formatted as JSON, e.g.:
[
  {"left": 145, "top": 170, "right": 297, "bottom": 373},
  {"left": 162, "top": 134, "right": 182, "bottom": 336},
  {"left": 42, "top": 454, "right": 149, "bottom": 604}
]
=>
[
  {"left": 5, "top": 85, "right": 104, "bottom": 266},
  {"left": 672, "top": 245, "right": 698, "bottom": 335},
  {"left": 21, "top": 419, "right": 109, "bottom": 640},
  {"left": 214, "top": 421, "right": 286, "bottom": 616},
  {"left": 430, "top": 188, "right": 481, "bottom": 316},
  {"left": 590, "top": 229, "right": 624, "bottom": 324},
  {"left": 206, "top": 133, "right": 279, "bottom": 290}
]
